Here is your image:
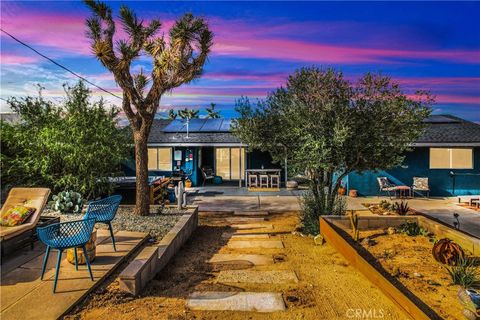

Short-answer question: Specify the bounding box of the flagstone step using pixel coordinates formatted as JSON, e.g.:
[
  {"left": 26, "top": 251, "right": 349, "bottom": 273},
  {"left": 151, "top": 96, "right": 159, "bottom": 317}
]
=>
[
  {"left": 208, "top": 254, "right": 274, "bottom": 266},
  {"left": 187, "top": 291, "right": 286, "bottom": 312},
  {"left": 221, "top": 232, "right": 270, "bottom": 239},
  {"left": 226, "top": 217, "right": 267, "bottom": 223},
  {"left": 231, "top": 223, "right": 273, "bottom": 230},
  {"left": 217, "top": 270, "right": 299, "bottom": 284},
  {"left": 234, "top": 211, "right": 269, "bottom": 216},
  {"left": 227, "top": 240, "right": 284, "bottom": 249}
]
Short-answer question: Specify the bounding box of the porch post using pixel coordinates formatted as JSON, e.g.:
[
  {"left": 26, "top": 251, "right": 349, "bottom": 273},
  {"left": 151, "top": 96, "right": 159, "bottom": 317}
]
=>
[{"left": 239, "top": 146, "right": 242, "bottom": 188}]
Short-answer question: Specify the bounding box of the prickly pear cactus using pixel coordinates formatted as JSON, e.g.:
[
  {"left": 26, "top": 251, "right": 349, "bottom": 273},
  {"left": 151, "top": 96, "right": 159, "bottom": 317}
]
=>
[
  {"left": 432, "top": 238, "right": 465, "bottom": 265},
  {"left": 48, "top": 190, "right": 84, "bottom": 214}
]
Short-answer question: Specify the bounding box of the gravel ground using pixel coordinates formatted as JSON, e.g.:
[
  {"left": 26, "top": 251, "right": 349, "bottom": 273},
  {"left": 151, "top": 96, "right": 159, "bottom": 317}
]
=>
[{"left": 42, "top": 205, "right": 183, "bottom": 240}]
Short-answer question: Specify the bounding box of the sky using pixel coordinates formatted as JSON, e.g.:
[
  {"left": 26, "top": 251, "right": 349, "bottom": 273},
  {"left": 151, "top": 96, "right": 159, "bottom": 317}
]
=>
[{"left": 1, "top": 1, "right": 479, "bottom": 122}]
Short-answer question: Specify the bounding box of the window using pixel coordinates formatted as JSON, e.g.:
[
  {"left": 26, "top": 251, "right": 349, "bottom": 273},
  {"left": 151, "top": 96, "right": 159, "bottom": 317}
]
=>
[
  {"left": 429, "top": 148, "right": 473, "bottom": 169},
  {"left": 215, "top": 147, "right": 245, "bottom": 180},
  {"left": 148, "top": 147, "right": 172, "bottom": 171}
]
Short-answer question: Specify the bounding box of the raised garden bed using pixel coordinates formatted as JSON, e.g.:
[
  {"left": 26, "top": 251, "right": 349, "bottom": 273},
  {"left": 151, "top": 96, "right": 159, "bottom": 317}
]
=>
[
  {"left": 43, "top": 204, "right": 184, "bottom": 240},
  {"left": 321, "top": 216, "right": 480, "bottom": 320}
]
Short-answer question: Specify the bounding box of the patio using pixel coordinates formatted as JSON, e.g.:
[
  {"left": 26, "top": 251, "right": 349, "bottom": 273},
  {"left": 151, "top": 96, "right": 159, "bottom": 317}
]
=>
[{"left": 1, "top": 229, "right": 147, "bottom": 320}]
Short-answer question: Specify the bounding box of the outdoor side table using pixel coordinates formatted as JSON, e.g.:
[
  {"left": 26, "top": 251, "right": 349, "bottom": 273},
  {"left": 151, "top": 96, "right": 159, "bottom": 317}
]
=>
[{"left": 396, "top": 186, "right": 411, "bottom": 199}]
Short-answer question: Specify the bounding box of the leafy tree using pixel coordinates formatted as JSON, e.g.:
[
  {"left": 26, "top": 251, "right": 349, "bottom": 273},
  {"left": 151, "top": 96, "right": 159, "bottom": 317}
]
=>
[
  {"left": 177, "top": 108, "right": 200, "bottom": 119},
  {"left": 233, "top": 67, "right": 432, "bottom": 233},
  {"left": 84, "top": 0, "right": 213, "bottom": 215},
  {"left": 168, "top": 109, "right": 177, "bottom": 120},
  {"left": 206, "top": 102, "right": 221, "bottom": 118},
  {"left": 1, "top": 81, "right": 131, "bottom": 199}
]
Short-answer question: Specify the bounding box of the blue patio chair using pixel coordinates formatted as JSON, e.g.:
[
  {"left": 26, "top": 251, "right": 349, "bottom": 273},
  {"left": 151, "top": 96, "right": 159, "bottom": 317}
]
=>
[
  {"left": 84, "top": 195, "right": 122, "bottom": 251},
  {"left": 37, "top": 218, "right": 96, "bottom": 293}
]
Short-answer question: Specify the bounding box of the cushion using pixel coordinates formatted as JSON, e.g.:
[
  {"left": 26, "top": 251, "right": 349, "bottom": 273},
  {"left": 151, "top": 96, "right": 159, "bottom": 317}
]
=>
[{"left": 1, "top": 206, "right": 36, "bottom": 227}]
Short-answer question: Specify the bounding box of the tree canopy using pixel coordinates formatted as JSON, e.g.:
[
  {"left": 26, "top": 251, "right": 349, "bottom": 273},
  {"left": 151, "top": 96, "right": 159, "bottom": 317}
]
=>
[
  {"left": 1, "top": 81, "right": 131, "bottom": 199},
  {"left": 233, "top": 67, "right": 432, "bottom": 233}
]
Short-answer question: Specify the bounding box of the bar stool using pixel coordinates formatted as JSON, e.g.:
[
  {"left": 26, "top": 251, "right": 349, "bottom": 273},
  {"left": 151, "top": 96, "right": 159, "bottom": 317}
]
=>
[
  {"left": 259, "top": 175, "right": 269, "bottom": 188},
  {"left": 270, "top": 174, "right": 280, "bottom": 189},
  {"left": 248, "top": 174, "right": 258, "bottom": 188}
]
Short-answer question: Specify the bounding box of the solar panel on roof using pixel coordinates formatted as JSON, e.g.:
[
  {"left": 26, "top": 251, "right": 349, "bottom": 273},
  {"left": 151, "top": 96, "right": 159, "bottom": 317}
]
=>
[
  {"left": 219, "top": 119, "right": 232, "bottom": 131},
  {"left": 424, "top": 115, "right": 460, "bottom": 123},
  {"left": 200, "top": 118, "right": 223, "bottom": 131},
  {"left": 163, "top": 119, "right": 185, "bottom": 132},
  {"left": 183, "top": 119, "right": 205, "bottom": 132}
]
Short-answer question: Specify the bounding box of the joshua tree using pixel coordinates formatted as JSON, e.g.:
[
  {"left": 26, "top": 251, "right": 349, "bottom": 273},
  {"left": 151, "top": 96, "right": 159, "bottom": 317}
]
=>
[
  {"left": 206, "top": 102, "right": 221, "bottom": 118},
  {"left": 177, "top": 108, "right": 199, "bottom": 119},
  {"left": 168, "top": 109, "right": 177, "bottom": 120},
  {"left": 84, "top": 0, "right": 213, "bottom": 215}
]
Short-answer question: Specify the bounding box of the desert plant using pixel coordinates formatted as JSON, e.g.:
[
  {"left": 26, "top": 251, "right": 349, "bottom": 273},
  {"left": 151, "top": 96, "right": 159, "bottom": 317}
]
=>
[
  {"left": 206, "top": 103, "right": 221, "bottom": 118},
  {"left": 349, "top": 210, "right": 360, "bottom": 241},
  {"left": 453, "top": 213, "right": 460, "bottom": 230},
  {"left": 398, "top": 221, "right": 428, "bottom": 236},
  {"left": 445, "top": 257, "right": 480, "bottom": 288},
  {"left": 49, "top": 190, "right": 84, "bottom": 214},
  {"left": 394, "top": 201, "right": 410, "bottom": 215},
  {"left": 433, "top": 238, "right": 465, "bottom": 265}
]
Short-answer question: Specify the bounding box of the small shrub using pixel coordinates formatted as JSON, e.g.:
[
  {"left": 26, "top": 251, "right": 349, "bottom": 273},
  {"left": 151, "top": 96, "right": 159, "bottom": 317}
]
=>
[
  {"left": 394, "top": 201, "right": 409, "bottom": 215},
  {"left": 446, "top": 257, "right": 480, "bottom": 288},
  {"left": 48, "top": 190, "right": 84, "bottom": 214},
  {"left": 300, "top": 190, "right": 322, "bottom": 235},
  {"left": 397, "top": 221, "right": 428, "bottom": 236},
  {"left": 379, "top": 200, "right": 392, "bottom": 210}
]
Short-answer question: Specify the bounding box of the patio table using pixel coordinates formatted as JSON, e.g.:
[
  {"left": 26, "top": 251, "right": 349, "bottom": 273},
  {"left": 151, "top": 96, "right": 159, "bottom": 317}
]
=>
[{"left": 395, "top": 186, "right": 411, "bottom": 199}]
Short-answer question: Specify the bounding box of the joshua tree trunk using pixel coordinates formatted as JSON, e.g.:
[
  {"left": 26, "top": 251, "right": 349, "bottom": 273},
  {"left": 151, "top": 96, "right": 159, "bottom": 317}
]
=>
[{"left": 133, "top": 130, "right": 150, "bottom": 215}]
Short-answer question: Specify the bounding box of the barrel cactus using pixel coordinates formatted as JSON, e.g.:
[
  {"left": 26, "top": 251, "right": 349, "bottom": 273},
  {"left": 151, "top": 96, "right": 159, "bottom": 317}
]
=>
[
  {"left": 49, "top": 190, "right": 84, "bottom": 214},
  {"left": 432, "top": 238, "right": 465, "bottom": 265}
]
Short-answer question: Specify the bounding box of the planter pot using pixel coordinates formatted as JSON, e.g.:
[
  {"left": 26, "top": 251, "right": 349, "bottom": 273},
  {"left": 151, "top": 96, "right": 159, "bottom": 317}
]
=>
[
  {"left": 349, "top": 189, "right": 358, "bottom": 197},
  {"left": 338, "top": 188, "right": 346, "bottom": 196},
  {"left": 67, "top": 229, "right": 97, "bottom": 265},
  {"left": 185, "top": 180, "right": 192, "bottom": 188}
]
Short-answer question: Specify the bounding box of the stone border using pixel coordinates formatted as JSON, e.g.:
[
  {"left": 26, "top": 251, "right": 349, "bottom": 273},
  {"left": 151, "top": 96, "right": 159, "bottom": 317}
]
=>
[
  {"left": 118, "top": 206, "right": 199, "bottom": 295},
  {"left": 320, "top": 217, "right": 438, "bottom": 320}
]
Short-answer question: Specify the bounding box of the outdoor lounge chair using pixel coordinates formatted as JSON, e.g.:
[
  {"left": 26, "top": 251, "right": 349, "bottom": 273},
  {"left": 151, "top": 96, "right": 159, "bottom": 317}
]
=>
[
  {"left": 412, "top": 177, "right": 430, "bottom": 198},
  {"left": 377, "top": 177, "right": 398, "bottom": 199},
  {"left": 0, "top": 188, "right": 51, "bottom": 256},
  {"left": 201, "top": 167, "right": 215, "bottom": 186}
]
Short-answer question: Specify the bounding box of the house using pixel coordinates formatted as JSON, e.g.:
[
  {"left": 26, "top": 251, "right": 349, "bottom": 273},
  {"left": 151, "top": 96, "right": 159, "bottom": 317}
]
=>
[
  {"left": 346, "top": 115, "right": 480, "bottom": 196},
  {"left": 140, "top": 118, "right": 284, "bottom": 187}
]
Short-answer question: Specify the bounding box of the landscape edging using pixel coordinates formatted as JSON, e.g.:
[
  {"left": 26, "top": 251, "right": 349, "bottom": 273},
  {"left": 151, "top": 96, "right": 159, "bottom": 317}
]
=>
[{"left": 118, "top": 206, "right": 199, "bottom": 295}]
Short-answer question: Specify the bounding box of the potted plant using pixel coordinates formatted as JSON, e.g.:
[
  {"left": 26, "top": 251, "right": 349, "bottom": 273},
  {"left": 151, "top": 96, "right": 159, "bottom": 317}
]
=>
[{"left": 338, "top": 183, "right": 346, "bottom": 195}]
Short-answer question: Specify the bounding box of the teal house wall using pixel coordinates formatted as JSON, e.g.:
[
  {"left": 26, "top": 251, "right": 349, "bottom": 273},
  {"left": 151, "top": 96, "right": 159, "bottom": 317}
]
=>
[{"left": 347, "top": 147, "right": 480, "bottom": 196}]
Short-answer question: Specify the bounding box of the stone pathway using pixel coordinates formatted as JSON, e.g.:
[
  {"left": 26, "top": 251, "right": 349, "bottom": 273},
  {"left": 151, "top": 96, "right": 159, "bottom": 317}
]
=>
[{"left": 186, "top": 213, "right": 297, "bottom": 313}]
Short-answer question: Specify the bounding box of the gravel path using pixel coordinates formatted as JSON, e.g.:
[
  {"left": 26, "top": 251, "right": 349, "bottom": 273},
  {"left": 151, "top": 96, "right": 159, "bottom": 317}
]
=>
[{"left": 43, "top": 205, "right": 183, "bottom": 240}]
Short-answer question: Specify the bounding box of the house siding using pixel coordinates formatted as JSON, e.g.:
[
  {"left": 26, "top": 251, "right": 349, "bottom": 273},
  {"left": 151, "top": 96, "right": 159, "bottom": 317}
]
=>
[{"left": 347, "top": 147, "right": 480, "bottom": 196}]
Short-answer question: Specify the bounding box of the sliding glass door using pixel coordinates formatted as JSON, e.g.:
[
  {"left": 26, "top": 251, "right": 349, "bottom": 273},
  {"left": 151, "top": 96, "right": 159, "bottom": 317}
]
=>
[{"left": 215, "top": 147, "right": 245, "bottom": 180}]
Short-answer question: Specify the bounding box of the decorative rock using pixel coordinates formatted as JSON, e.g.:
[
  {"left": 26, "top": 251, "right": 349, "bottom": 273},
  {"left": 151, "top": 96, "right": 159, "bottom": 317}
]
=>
[
  {"left": 361, "top": 237, "right": 376, "bottom": 247},
  {"left": 286, "top": 181, "right": 298, "bottom": 189},
  {"left": 427, "top": 280, "right": 441, "bottom": 286},
  {"left": 387, "top": 227, "right": 396, "bottom": 235},
  {"left": 413, "top": 272, "right": 423, "bottom": 278},
  {"left": 314, "top": 235, "right": 325, "bottom": 246}
]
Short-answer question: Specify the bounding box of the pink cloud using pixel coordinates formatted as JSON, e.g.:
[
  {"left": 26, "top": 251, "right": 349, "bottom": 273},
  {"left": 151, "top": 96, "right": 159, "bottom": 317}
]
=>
[{"left": 1, "top": 53, "right": 38, "bottom": 64}]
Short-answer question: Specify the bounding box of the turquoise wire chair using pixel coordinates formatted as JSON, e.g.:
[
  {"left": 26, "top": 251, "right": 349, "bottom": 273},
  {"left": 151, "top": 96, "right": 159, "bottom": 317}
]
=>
[
  {"left": 84, "top": 195, "right": 122, "bottom": 251},
  {"left": 37, "top": 218, "right": 96, "bottom": 293}
]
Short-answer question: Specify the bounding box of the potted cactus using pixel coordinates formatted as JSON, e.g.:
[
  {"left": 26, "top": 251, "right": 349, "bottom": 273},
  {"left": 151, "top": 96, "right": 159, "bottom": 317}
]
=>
[{"left": 48, "top": 190, "right": 84, "bottom": 214}]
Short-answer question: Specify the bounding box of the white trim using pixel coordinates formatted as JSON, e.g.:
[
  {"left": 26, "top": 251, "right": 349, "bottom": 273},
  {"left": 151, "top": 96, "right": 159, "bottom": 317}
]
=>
[{"left": 412, "top": 142, "right": 480, "bottom": 147}]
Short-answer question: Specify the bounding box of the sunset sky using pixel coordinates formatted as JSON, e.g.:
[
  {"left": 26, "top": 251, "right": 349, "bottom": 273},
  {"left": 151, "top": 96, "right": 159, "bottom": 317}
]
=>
[{"left": 1, "top": 1, "right": 479, "bottom": 122}]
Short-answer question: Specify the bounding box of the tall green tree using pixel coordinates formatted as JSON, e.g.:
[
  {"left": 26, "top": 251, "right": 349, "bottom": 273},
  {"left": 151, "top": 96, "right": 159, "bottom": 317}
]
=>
[
  {"left": 233, "top": 67, "right": 432, "bottom": 233},
  {"left": 206, "top": 102, "right": 221, "bottom": 118},
  {"left": 1, "top": 81, "right": 130, "bottom": 199},
  {"left": 84, "top": 0, "right": 213, "bottom": 215}
]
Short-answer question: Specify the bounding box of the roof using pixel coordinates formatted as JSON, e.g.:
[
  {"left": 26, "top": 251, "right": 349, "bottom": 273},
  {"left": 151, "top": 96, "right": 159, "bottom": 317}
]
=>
[
  {"left": 147, "top": 119, "right": 242, "bottom": 146},
  {"left": 414, "top": 115, "right": 480, "bottom": 146},
  {"left": 147, "top": 115, "right": 480, "bottom": 147}
]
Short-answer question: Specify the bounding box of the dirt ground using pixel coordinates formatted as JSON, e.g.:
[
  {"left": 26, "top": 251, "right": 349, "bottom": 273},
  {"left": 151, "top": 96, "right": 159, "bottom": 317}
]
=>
[
  {"left": 360, "top": 229, "right": 467, "bottom": 320},
  {"left": 66, "top": 212, "right": 404, "bottom": 320}
]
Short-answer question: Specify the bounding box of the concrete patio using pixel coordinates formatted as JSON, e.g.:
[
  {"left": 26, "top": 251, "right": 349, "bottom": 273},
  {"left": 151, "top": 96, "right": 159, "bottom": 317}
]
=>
[{"left": 1, "top": 229, "right": 147, "bottom": 320}]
